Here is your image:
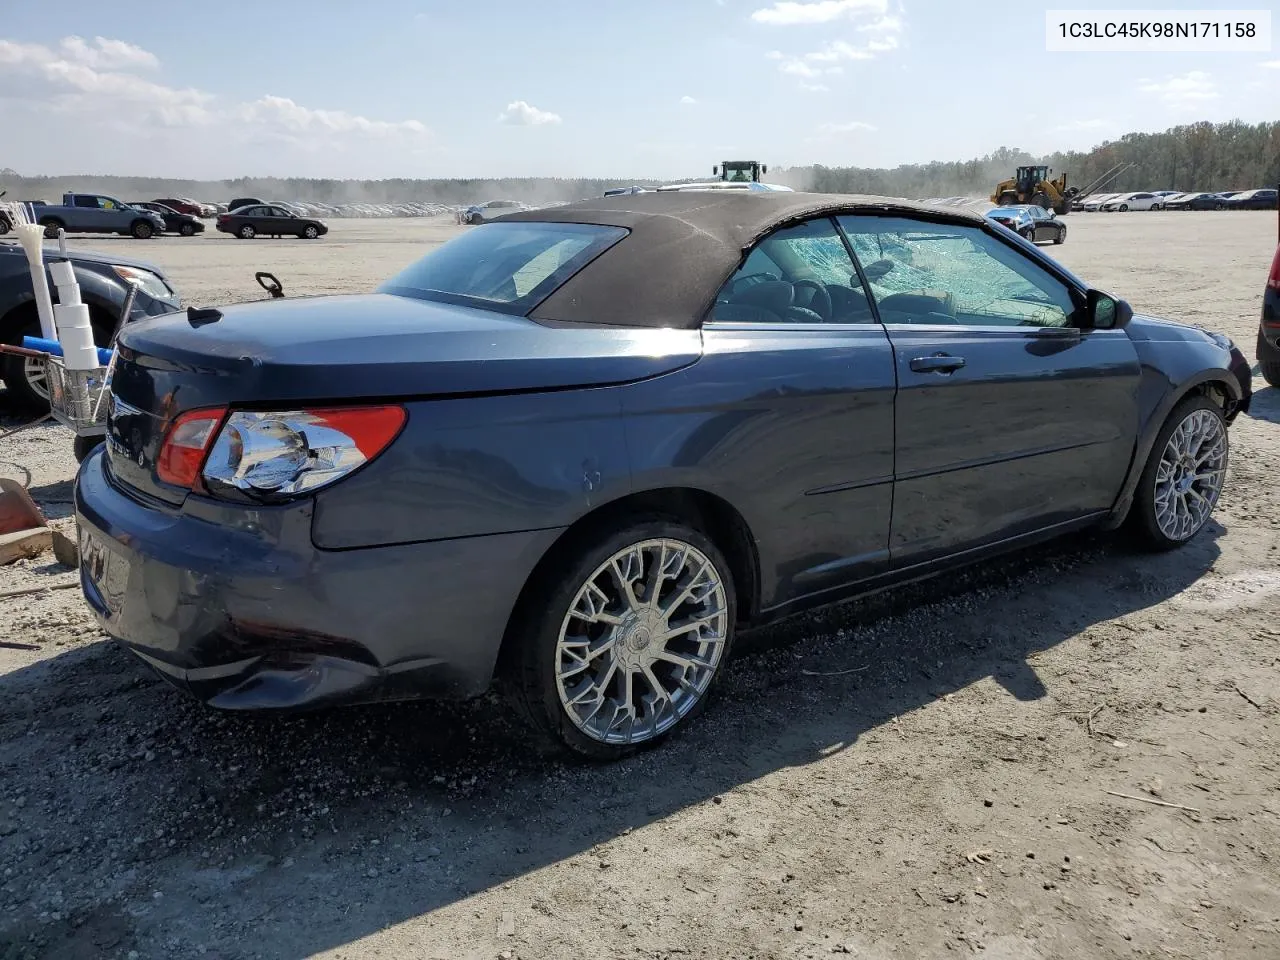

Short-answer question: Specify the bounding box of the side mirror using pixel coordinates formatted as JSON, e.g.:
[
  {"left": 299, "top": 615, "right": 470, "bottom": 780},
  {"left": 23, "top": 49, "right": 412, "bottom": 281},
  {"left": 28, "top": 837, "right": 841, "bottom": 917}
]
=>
[
  {"left": 1087, "top": 289, "right": 1132, "bottom": 329},
  {"left": 762, "top": 164, "right": 768, "bottom": 175},
  {"left": 712, "top": 166, "right": 718, "bottom": 176}
]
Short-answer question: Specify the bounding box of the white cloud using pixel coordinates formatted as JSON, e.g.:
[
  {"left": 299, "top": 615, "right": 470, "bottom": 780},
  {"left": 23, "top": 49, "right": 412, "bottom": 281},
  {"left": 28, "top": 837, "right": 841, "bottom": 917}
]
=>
[
  {"left": 818, "top": 120, "right": 876, "bottom": 133},
  {"left": 1138, "top": 70, "right": 1218, "bottom": 106},
  {"left": 0, "top": 35, "right": 432, "bottom": 169},
  {"left": 58, "top": 35, "right": 159, "bottom": 70},
  {"left": 751, "top": 0, "right": 886, "bottom": 25},
  {"left": 680, "top": 95, "right": 697, "bottom": 104},
  {"left": 497, "top": 100, "right": 562, "bottom": 126},
  {"left": 239, "top": 96, "right": 427, "bottom": 136},
  {"left": 766, "top": 5, "right": 903, "bottom": 85},
  {"left": 799, "top": 81, "right": 830, "bottom": 92}
]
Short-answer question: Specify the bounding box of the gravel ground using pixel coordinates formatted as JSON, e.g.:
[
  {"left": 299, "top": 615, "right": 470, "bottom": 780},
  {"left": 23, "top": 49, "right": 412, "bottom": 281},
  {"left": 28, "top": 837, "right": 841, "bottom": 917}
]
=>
[{"left": 1, "top": 211, "right": 1278, "bottom": 960}]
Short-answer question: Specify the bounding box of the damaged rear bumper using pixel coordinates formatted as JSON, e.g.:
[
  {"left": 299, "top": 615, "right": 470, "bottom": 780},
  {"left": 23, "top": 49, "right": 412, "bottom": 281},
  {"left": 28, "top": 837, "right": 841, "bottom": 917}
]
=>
[{"left": 74, "top": 448, "right": 562, "bottom": 710}]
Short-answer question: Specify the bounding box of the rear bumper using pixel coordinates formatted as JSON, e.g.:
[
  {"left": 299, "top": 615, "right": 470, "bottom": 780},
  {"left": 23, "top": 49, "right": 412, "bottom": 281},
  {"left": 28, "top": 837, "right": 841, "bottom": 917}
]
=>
[{"left": 74, "top": 449, "right": 562, "bottom": 710}]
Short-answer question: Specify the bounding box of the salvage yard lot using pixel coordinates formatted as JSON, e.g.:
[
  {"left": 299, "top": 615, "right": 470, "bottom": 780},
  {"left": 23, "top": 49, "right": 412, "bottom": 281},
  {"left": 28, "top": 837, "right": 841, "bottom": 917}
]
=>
[{"left": 1, "top": 211, "right": 1278, "bottom": 960}]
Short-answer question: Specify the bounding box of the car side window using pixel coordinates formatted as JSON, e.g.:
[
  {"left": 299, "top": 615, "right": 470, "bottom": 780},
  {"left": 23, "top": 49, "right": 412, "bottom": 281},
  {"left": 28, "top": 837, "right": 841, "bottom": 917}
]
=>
[
  {"left": 836, "top": 215, "right": 1083, "bottom": 329},
  {"left": 708, "top": 217, "right": 876, "bottom": 325}
]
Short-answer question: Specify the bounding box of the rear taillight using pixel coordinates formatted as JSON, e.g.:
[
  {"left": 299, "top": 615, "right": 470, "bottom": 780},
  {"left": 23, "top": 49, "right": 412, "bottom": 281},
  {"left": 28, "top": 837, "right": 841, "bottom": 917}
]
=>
[
  {"left": 156, "top": 408, "right": 227, "bottom": 488},
  {"left": 1268, "top": 245, "right": 1280, "bottom": 292},
  {"left": 201, "top": 406, "right": 406, "bottom": 501}
]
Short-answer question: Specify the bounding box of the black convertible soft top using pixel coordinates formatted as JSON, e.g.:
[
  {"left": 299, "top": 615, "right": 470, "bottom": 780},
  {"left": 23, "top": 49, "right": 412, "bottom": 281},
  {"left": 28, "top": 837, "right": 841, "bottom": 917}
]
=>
[{"left": 497, "top": 191, "right": 986, "bottom": 329}]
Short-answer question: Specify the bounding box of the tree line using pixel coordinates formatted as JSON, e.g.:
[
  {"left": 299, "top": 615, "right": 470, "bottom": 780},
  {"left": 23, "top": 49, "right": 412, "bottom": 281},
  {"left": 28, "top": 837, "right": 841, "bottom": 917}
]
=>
[{"left": 2, "top": 120, "right": 1276, "bottom": 206}]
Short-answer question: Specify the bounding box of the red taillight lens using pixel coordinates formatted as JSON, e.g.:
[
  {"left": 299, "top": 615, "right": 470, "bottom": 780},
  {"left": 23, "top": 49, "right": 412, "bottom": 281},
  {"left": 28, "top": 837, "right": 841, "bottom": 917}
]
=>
[
  {"left": 201, "top": 405, "right": 406, "bottom": 500},
  {"left": 1268, "top": 245, "right": 1280, "bottom": 292},
  {"left": 156, "top": 408, "right": 227, "bottom": 488}
]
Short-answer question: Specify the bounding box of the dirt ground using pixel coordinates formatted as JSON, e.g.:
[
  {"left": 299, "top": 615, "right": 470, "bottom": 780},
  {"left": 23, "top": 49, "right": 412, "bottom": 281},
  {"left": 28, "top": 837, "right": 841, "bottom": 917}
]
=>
[{"left": 1, "top": 211, "right": 1278, "bottom": 960}]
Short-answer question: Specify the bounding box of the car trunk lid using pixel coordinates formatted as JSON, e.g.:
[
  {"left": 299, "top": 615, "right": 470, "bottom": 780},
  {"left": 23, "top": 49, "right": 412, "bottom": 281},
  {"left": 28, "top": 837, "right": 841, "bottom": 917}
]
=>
[{"left": 104, "top": 293, "right": 702, "bottom": 505}]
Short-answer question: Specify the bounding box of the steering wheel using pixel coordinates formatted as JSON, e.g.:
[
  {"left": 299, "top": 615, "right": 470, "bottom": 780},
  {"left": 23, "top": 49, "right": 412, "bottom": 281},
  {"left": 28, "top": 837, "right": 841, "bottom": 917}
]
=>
[{"left": 792, "top": 279, "right": 832, "bottom": 322}]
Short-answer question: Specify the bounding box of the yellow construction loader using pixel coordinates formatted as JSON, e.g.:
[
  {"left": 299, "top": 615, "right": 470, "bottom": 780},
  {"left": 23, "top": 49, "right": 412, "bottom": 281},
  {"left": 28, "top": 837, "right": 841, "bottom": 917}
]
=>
[{"left": 991, "top": 165, "right": 1078, "bottom": 214}]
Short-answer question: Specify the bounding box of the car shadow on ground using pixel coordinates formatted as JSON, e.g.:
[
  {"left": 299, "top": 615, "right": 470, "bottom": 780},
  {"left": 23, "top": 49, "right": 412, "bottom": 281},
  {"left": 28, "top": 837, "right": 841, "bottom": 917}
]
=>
[
  {"left": 1246, "top": 384, "right": 1280, "bottom": 425},
  {"left": 0, "top": 520, "right": 1224, "bottom": 959}
]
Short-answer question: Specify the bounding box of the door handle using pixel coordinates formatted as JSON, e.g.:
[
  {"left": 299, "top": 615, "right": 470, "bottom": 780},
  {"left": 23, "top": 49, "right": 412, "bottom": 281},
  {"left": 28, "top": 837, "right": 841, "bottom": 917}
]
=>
[{"left": 909, "top": 353, "right": 966, "bottom": 374}]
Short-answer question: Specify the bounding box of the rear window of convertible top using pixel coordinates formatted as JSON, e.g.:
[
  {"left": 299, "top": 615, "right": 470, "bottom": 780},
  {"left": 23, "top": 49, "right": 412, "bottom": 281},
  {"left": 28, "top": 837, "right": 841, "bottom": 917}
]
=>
[{"left": 378, "top": 221, "right": 628, "bottom": 316}]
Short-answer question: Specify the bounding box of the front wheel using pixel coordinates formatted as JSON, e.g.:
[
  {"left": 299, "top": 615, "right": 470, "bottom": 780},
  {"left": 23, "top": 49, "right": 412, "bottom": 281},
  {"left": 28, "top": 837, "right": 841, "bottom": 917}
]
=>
[
  {"left": 302, "top": 224, "right": 319, "bottom": 239},
  {"left": 1118, "top": 204, "right": 1129, "bottom": 212},
  {"left": 1129, "top": 396, "right": 1228, "bottom": 550},
  {"left": 507, "top": 519, "right": 737, "bottom": 760},
  {"left": 1052, "top": 230, "right": 1065, "bottom": 244},
  {"left": 131, "top": 220, "right": 154, "bottom": 239},
  {"left": 179, "top": 222, "right": 196, "bottom": 237}
]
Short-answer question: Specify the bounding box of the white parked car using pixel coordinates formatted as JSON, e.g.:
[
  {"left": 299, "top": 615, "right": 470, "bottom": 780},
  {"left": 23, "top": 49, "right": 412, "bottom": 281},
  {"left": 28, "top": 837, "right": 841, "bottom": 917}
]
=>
[
  {"left": 1082, "top": 193, "right": 1119, "bottom": 211},
  {"left": 1102, "top": 192, "right": 1165, "bottom": 212}
]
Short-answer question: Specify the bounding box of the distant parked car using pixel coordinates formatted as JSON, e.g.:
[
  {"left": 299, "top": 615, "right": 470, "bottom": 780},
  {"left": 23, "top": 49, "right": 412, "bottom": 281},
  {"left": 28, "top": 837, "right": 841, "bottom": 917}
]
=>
[
  {"left": 1163, "top": 192, "right": 1223, "bottom": 211},
  {"left": 153, "top": 198, "right": 204, "bottom": 218},
  {"left": 1259, "top": 242, "right": 1280, "bottom": 388},
  {"left": 458, "top": 200, "right": 530, "bottom": 225},
  {"left": 130, "top": 202, "right": 206, "bottom": 236},
  {"left": 987, "top": 205, "right": 1067, "bottom": 244},
  {"left": 215, "top": 204, "right": 328, "bottom": 239},
  {"left": 1082, "top": 194, "right": 1119, "bottom": 212},
  {"left": 1102, "top": 192, "right": 1164, "bottom": 212},
  {"left": 985, "top": 206, "right": 1036, "bottom": 239},
  {"left": 1223, "top": 188, "right": 1279, "bottom": 211},
  {"left": 228, "top": 197, "right": 265, "bottom": 212},
  {"left": 35, "top": 193, "right": 166, "bottom": 239}
]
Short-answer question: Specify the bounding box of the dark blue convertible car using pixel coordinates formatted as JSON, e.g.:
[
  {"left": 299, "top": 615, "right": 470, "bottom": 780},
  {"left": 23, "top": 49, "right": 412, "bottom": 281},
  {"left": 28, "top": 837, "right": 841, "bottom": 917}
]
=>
[{"left": 75, "top": 192, "right": 1249, "bottom": 759}]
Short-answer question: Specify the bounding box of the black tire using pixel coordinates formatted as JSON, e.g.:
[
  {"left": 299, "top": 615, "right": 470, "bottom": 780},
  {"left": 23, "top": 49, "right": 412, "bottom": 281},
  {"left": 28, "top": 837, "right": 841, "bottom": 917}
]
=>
[
  {"left": 997, "top": 194, "right": 1017, "bottom": 207},
  {"left": 1053, "top": 228, "right": 1065, "bottom": 244},
  {"left": 2, "top": 317, "right": 51, "bottom": 410},
  {"left": 302, "top": 224, "right": 319, "bottom": 239},
  {"left": 505, "top": 517, "right": 738, "bottom": 761},
  {"left": 1118, "top": 204, "right": 1129, "bottom": 212},
  {"left": 1021, "top": 227, "right": 1036, "bottom": 242},
  {"left": 0, "top": 217, "right": 10, "bottom": 236},
  {"left": 131, "top": 220, "right": 154, "bottom": 240},
  {"left": 1259, "top": 331, "right": 1280, "bottom": 388},
  {"left": 238, "top": 224, "right": 255, "bottom": 239},
  {"left": 1031, "top": 192, "right": 1051, "bottom": 210},
  {"left": 179, "top": 222, "right": 196, "bottom": 237},
  {"left": 1128, "top": 395, "right": 1228, "bottom": 551},
  {"left": 40, "top": 218, "right": 64, "bottom": 239},
  {"left": 73, "top": 435, "right": 104, "bottom": 463}
]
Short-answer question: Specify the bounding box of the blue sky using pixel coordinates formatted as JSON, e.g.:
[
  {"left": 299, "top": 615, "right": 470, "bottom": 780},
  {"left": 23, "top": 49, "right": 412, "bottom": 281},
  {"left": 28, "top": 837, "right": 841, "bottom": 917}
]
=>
[{"left": 0, "top": 0, "right": 1275, "bottom": 179}]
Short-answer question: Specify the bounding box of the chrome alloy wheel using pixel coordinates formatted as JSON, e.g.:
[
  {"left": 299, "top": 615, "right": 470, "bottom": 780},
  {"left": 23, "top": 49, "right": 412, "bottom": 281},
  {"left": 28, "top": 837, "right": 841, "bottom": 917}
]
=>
[
  {"left": 1153, "top": 408, "right": 1227, "bottom": 542},
  {"left": 24, "top": 356, "right": 49, "bottom": 401},
  {"left": 554, "top": 538, "right": 730, "bottom": 746}
]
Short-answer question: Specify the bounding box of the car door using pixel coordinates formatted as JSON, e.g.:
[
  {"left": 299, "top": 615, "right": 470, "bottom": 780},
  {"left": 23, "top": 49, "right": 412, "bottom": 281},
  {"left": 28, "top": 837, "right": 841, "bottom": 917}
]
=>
[
  {"left": 1027, "top": 206, "right": 1051, "bottom": 241},
  {"left": 837, "top": 214, "right": 1141, "bottom": 566},
  {"left": 269, "top": 206, "right": 298, "bottom": 235},
  {"left": 641, "top": 215, "right": 898, "bottom": 609}
]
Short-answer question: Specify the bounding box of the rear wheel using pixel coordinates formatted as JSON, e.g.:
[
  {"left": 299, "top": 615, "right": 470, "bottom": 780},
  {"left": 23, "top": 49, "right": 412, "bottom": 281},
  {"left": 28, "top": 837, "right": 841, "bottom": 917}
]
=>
[
  {"left": 1031, "top": 191, "right": 1051, "bottom": 210},
  {"left": 1052, "top": 229, "right": 1065, "bottom": 244},
  {"left": 1129, "top": 396, "right": 1228, "bottom": 550},
  {"left": 507, "top": 518, "right": 737, "bottom": 760},
  {"left": 40, "top": 218, "right": 64, "bottom": 239},
  {"left": 238, "top": 224, "right": 255, "bottom": 239},
  {"left": 2, "top": 318, "right": 51, "bottom": 410},
  {"left": 1259, "top": 331, "right": 1280, "bottom": 388},
  {"left": 998, "top": 194, "right": 1017, "bottom": 206}
]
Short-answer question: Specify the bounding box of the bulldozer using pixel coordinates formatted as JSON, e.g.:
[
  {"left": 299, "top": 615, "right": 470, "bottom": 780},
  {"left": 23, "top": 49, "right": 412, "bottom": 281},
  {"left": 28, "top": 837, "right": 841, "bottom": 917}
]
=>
[
  {"left": 713, "top": 160, "right": 767, "bottom": 183},
  {"left": 991, "top": 165, "right": 1079, "bottom": 214}
]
